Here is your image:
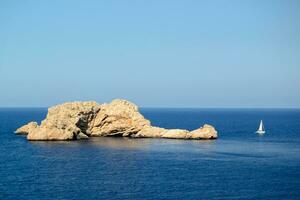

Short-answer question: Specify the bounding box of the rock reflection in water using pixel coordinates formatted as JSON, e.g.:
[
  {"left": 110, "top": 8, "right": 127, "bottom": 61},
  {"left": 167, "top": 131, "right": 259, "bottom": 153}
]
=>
[
  {"left": 88, "top": 137, "right": 152, "bottom": 150},
  {"left": 30, "top": 136, "right": 217, "bottom": 152}
]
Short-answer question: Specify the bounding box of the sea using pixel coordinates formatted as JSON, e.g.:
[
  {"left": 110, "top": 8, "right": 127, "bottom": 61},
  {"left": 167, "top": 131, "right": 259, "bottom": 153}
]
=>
[{"left": 0, "top": 108, "right": 299, "bottom": 200}]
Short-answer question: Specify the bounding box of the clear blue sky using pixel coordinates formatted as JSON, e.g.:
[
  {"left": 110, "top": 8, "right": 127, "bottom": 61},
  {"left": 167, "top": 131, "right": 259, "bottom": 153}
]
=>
[{"left": 0, "top": 0, "right": 299, "bottom": 108}]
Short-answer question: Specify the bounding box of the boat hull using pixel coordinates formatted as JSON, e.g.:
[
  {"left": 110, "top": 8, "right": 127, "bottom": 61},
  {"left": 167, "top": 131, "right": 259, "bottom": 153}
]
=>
[{"left": 256, "top": 130, "right": 265, "bottom": 134}]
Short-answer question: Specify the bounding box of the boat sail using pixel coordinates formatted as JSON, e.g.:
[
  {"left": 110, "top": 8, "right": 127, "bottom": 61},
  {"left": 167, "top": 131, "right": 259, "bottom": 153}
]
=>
[{"left": 256, "top": 120, "right": 265, "bottom": 134}]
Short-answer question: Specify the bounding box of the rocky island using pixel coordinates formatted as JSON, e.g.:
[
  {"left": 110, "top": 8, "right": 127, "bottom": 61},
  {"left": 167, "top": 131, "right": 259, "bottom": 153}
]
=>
[{"left": 15, "top": 99, "right": 218, "bottom": 141}]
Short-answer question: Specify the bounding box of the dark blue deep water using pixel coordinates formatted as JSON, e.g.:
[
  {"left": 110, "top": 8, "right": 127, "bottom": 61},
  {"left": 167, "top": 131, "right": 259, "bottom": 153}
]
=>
[{"left": 0, "top": 108, "right": 300, "bottom": 200}]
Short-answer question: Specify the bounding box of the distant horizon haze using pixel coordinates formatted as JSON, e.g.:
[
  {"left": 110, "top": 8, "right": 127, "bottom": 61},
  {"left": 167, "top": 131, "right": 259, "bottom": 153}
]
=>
[
  {"left": 0, "top": 105, "right": 299, "bottom": 109},
  {"left": 1, "top": 0, "right": 299, "bottom": 108}
]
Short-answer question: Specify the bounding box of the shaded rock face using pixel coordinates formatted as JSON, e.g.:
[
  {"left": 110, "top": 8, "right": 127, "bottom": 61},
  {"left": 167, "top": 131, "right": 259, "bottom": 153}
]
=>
[{"left": 16, "top": 99, "right": 218, "bottom": 141}]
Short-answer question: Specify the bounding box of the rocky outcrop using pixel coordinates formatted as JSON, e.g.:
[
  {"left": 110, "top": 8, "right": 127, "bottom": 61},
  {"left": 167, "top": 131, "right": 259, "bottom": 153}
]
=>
[
  {"left": 187, "top": 125, "right": 218, "bottom": 139},
  {"left": 134, "top": 124, "right": 217, "bottom": 139},
  {"left": 25, "top": 101, "right": 101, "bottom": 140},
  {"left": 90, "top": 99, "right": 150, "bottom": 137},
  {"left": 15, "top": 122, "right": 38, "bottom": 135},
  {"left": 16, "top": 99, "right": 218, "bottom": 141}
]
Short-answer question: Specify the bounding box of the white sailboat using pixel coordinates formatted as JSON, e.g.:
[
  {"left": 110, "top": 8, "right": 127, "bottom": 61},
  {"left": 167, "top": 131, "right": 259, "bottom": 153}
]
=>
[{"left": 256, "top": 120, "right": 265, "bottom": 134}]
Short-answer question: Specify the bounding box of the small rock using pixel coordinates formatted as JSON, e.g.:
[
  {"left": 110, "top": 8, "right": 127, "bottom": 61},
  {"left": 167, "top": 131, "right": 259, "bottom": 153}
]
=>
[{"left": 15, "top": 122, "right": 38, "bottom": 135}]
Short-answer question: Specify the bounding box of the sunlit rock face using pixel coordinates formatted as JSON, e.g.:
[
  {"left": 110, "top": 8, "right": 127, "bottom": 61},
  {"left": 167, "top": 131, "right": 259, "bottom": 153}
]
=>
[
  {"left": 90, "top": 99, "right": 151, "bottom": 137},
  {"left": 24, "top": 101, "right": 101, "bottom": 140},
  {"left": 15, "top": 122, "right": 38, "bottom": 135},
  {"left": 16, "top": 99, "right": 218, "bottom": 141}
]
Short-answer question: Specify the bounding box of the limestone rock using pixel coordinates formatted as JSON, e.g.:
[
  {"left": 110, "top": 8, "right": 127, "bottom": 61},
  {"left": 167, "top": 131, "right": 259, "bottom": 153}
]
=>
[
  {"left": 134, "top": 126, "right": 166, "bottom": 138},
  {"left": 15, "top": 122, "right": 38, "bottom": 135},
  {"left": 27, "top": 126, "right": 76, "bottom": 141},
  {"left": 187, "top": 124, "right": 218, "bottom": 139},
  {"left": 161, "top": 129, "right": 189, "bottom": 139},
  {"left": 136, "top": 125, "right": 217, "bottom": 140},
  {"left": 77, "top": 132, "right": 89, "bottom": 139},
  {"left": 27, "top": 101, "right": 100, "bottom": 141},
  {"left": 16, "top": 99, "right": 218, "bottom": 141},
  {"left": 90, "top": 99, "right": 150, "bottom": 137}
]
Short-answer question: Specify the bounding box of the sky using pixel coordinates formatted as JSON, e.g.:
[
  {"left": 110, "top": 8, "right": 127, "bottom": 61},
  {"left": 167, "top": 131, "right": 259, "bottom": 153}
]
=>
[{"left": 0, "top": 0, "right": 299, "bottom": 108}]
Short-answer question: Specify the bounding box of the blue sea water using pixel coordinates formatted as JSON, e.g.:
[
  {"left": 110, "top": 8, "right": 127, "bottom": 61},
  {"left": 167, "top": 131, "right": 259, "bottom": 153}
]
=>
[{"left": 0, "top": 108, "right": 300, "bottom": 200}]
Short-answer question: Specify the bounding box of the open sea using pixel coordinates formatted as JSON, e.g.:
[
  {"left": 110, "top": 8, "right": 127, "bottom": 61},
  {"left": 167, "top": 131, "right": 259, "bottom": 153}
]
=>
[{"left": 0, "top": 108, "right": 299, "bottom": 200}]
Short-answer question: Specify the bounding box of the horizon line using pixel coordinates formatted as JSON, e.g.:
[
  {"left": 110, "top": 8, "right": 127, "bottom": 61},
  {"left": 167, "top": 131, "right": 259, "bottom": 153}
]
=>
[{"left": 0, "top": 106, "right": 299, "bottom": 109}]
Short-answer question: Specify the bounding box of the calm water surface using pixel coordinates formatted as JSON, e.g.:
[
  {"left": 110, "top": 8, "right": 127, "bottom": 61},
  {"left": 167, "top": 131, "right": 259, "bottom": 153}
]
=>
[{"left": 0, "top": 108, "right": 299, "bottom": 200}]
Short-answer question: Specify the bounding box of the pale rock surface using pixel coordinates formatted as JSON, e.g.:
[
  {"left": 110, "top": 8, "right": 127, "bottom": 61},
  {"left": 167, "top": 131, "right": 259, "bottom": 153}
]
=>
[
  {"left": 27, "top": 126, "right": 75, "bottom": 141},
  {"left": 161, "top": 129, "right": 189, "bottom": 139},
  {"left": 15, "top": 122, "right": 38, "bottom": 135},
  {"left": 90, "top": 99, "right": 150, "bottom": 137},
  {"left": 134, "top": 126, "right": 166, "bottom": 138},
  {"left": 16, "top": 99, "right": 218, "bottom": 141},
  {"left": 27, "top": 101, "right": 101, "bottom": 140},
  {"left": 187, "top": 124, "right": 218, "bottom": 139}
]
